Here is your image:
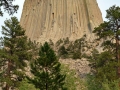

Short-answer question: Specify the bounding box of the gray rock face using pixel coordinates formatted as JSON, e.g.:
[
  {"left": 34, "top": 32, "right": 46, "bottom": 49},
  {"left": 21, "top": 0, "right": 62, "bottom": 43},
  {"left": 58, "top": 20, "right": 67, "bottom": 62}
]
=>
[
  {"left": 59, "top": 58, "right": 90, "bottom": 78},
  {"left": 20, "top": 0, "right": 103, "bottom": 43}
]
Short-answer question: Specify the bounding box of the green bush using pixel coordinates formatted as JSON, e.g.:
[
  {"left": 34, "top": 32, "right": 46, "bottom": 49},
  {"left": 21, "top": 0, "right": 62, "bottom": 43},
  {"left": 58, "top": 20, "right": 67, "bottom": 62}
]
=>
[
  {"left": 86, "top": 74, "right": 120, "bottom": 90},
  {"left": 58, "top": 45, "right": 68, "bottom": 56},
  {"left": 18, "top": 79, "right": 38, "bottom": 90},
  {"left": 56, "top": 39, "right": 63, "bottom": 46},
  {"left": 64, "top": 37, "right": 69, "bottom": 44},
  {"left": 72, "top": 52, "right": 81, "bottom": 59},
  {"left": 102, "top": 79, "right": 120, "bottom": 90},
  {"left": 86, "top": 74, "right": 103, "bottom": 90},
  {"left": 60, "top": 64, "right": 87, "bottom": 90}
]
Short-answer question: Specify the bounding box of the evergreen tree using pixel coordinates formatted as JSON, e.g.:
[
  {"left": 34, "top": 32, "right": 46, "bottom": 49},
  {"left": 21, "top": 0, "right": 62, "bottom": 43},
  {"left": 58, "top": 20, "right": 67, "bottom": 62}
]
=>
[
  {"left": 89, "top": 5, "right": 120, "bottom": 82},
  {"left": 93, "top": 5, "right": 120, "bottom": 64},
  {"left": 0, "top": 0, "right": 19, "bottom": 16},
  {"left": 88, "top": 49, "right": 118, "bottom": 82},
  {"left": 58, "top": 45, "right": 68, "bottom": 57},
  {"left": 0, "top": 17, "right": 33, "bottom": 90},
  {"left": 29, "top": 42, "right": 66, "bottom": 90}
]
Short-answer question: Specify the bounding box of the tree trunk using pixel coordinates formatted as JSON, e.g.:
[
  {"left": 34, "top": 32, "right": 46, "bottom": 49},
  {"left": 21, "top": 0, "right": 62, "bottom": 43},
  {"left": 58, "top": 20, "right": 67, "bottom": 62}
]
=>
[
  {"left": 46, "top": 83, "right": 47, "bottom": 90},
  {"left": 5, "top": 60, "right": 11, "bottom": 90},
  {"left": 5, "top": 84, "right": 9, "bottom": 90},
  {"left": 116, "top": 36, "right": 120, "bottom": 77}
]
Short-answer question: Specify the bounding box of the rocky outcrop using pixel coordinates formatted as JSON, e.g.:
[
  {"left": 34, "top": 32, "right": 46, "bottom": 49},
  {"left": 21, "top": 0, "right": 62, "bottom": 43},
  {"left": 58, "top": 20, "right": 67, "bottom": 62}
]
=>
[
  {"left": 59, "top": 58, "right": 90, "bottom": 78},
  {"left": 20, "top": 0, "right": 103, "bottom": 43}
]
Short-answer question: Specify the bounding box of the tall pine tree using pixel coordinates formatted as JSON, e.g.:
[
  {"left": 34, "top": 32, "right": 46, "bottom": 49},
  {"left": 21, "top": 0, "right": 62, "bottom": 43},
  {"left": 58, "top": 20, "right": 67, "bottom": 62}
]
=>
[
  {"left": 89, "top": 5, "right": 120, "bottom": 82},
  {"left": 0, "top": 17, "right": 33, "bottom": 90},
  {"left": 29, "top": 42, "right": 66, "bottom": 90}
]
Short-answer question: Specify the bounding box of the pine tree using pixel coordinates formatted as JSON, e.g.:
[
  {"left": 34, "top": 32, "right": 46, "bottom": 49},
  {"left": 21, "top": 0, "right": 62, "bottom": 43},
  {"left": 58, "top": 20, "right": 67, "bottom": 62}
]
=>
[
  {"left": 0, "top": 0, "right": 19, "bottom": 16},
  {"left": 88, "top": 49, "right": 118, "bottom": 82},
  {"left": 90, "top": 5, "right": 120, "bottom": 82},
  {"left": 0, "top": 17, "right": 33, "bottom": 90},
  {"left": 29, "top": 42, "right": 66, "bottom": 90},
  {"left": 93, "top": 5, "right": 120, "bottom": 64}
]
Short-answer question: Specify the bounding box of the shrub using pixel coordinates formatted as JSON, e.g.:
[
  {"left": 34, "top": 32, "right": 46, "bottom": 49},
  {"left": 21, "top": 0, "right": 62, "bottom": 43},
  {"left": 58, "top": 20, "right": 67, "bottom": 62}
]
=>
[{"left": 72, "top": 52, "right": 81, "bottom": 59}]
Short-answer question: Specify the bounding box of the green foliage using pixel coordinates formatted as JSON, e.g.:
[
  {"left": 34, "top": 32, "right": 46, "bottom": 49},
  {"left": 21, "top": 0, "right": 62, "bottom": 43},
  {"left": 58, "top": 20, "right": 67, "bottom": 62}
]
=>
[
  {"left": 72, "top": 52, "right": 81, "bottom": 59},
  {"left": 93, "top": 5, "right": 120, "bottom": 52},
  {"left": 19, "top": 64, "right": 87, "bottom": 90},
  {"left": 93, "top": 21, "right": 114, "bottom": 39},
  {"left": 28, "top": 42, "right": 66, "bottom": 90},
  {"left": 57, "top": 35, "right": 87, "bottom": 59},
  {"left": 88, "top": 49, "right": 118, "bottom": 82},
  {"left": 56, "top": 39, "right": 63, "bottom": 47},
  {"left": 18, "top": 79, "right": 38, "bottom": 90},
  {"left": 88, "top": 49, "right": 99, "bottom": 69},
  {"left": 102, "top": 79, "right": 119, "bottom": 90},
  {"left": 71, "top": 36, "right": 86, "bottom": 59},
  {"left": 88, "top": 5, "right": 120, "bottom": 89},
  {"left": 49, "top": 39, "right": 54, "bottom": 46},
  {"left": 86, "top": 74, "right": 120, "bottom": 90},
  {"left": 27, "top": 39, "right": 39, "bottom": 59},
  {"left": 60, "top": 64, "right": 86, "bottom": 90},
  {"left": 0, "top": 0, "right": 19, "bottom": 16},
  {"left": 0, "top": 17, "right": 34, "bottom": 90},
  {"left": 58, "top": 45, "right": 68, "bottom": 58},
  {"left": 64, "top": 37, "right": 69, "bottom": 45},
  {"left": 96, "top": 51, "right": 117, "bottom": 81},
  {"left": 74, "top": 37, "right": 85, "bottom": 49},
  {"left": 86, "top": 74, "right": 102, "bottom": 90},
  {"left": 66, "top": 42, "right": 73, "bottom": 52}
]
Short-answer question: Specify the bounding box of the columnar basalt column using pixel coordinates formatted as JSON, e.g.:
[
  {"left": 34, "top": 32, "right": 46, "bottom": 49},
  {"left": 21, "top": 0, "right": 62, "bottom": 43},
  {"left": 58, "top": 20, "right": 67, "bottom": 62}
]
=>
[{"left": 20, "top": 0, "right": 103, "bottom": 43}]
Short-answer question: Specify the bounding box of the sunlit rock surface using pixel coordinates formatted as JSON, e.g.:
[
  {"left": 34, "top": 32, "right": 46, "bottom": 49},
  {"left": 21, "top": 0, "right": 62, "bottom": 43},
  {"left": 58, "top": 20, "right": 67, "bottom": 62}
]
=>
[{"left": 20, "top": 0, "right": 103, "bottom": 43}]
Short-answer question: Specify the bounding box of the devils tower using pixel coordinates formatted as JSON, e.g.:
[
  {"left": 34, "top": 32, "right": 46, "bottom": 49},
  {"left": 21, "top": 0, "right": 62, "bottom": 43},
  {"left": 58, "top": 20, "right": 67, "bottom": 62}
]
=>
[{"left": 20, "top": 0, "right": 103, "bottom": 43}]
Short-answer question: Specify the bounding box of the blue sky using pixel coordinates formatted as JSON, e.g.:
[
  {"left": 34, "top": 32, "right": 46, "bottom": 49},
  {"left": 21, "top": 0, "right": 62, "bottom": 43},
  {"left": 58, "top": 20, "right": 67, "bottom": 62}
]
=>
[
  {"left": 0, "top": 0, "right": 120, "bottom": 36},
  {"left": 97, "top": 0, "right": 120, "bottom": 20}
]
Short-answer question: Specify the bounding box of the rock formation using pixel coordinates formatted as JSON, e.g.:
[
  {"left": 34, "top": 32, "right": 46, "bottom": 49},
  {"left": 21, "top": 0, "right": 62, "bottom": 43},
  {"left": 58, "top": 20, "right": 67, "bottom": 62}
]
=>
[
  {"left": 59, "top": 58, "right": 90, "bottom": 78},
  {"left": 20, "top": 0, "right": 103, "bottom": 43}
]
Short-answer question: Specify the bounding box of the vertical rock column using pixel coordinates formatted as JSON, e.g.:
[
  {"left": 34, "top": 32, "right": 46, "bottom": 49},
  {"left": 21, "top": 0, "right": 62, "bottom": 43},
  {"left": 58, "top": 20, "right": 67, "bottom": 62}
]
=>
[{"left": 20, "top": 0, "right": 103, "bottom": 43}]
